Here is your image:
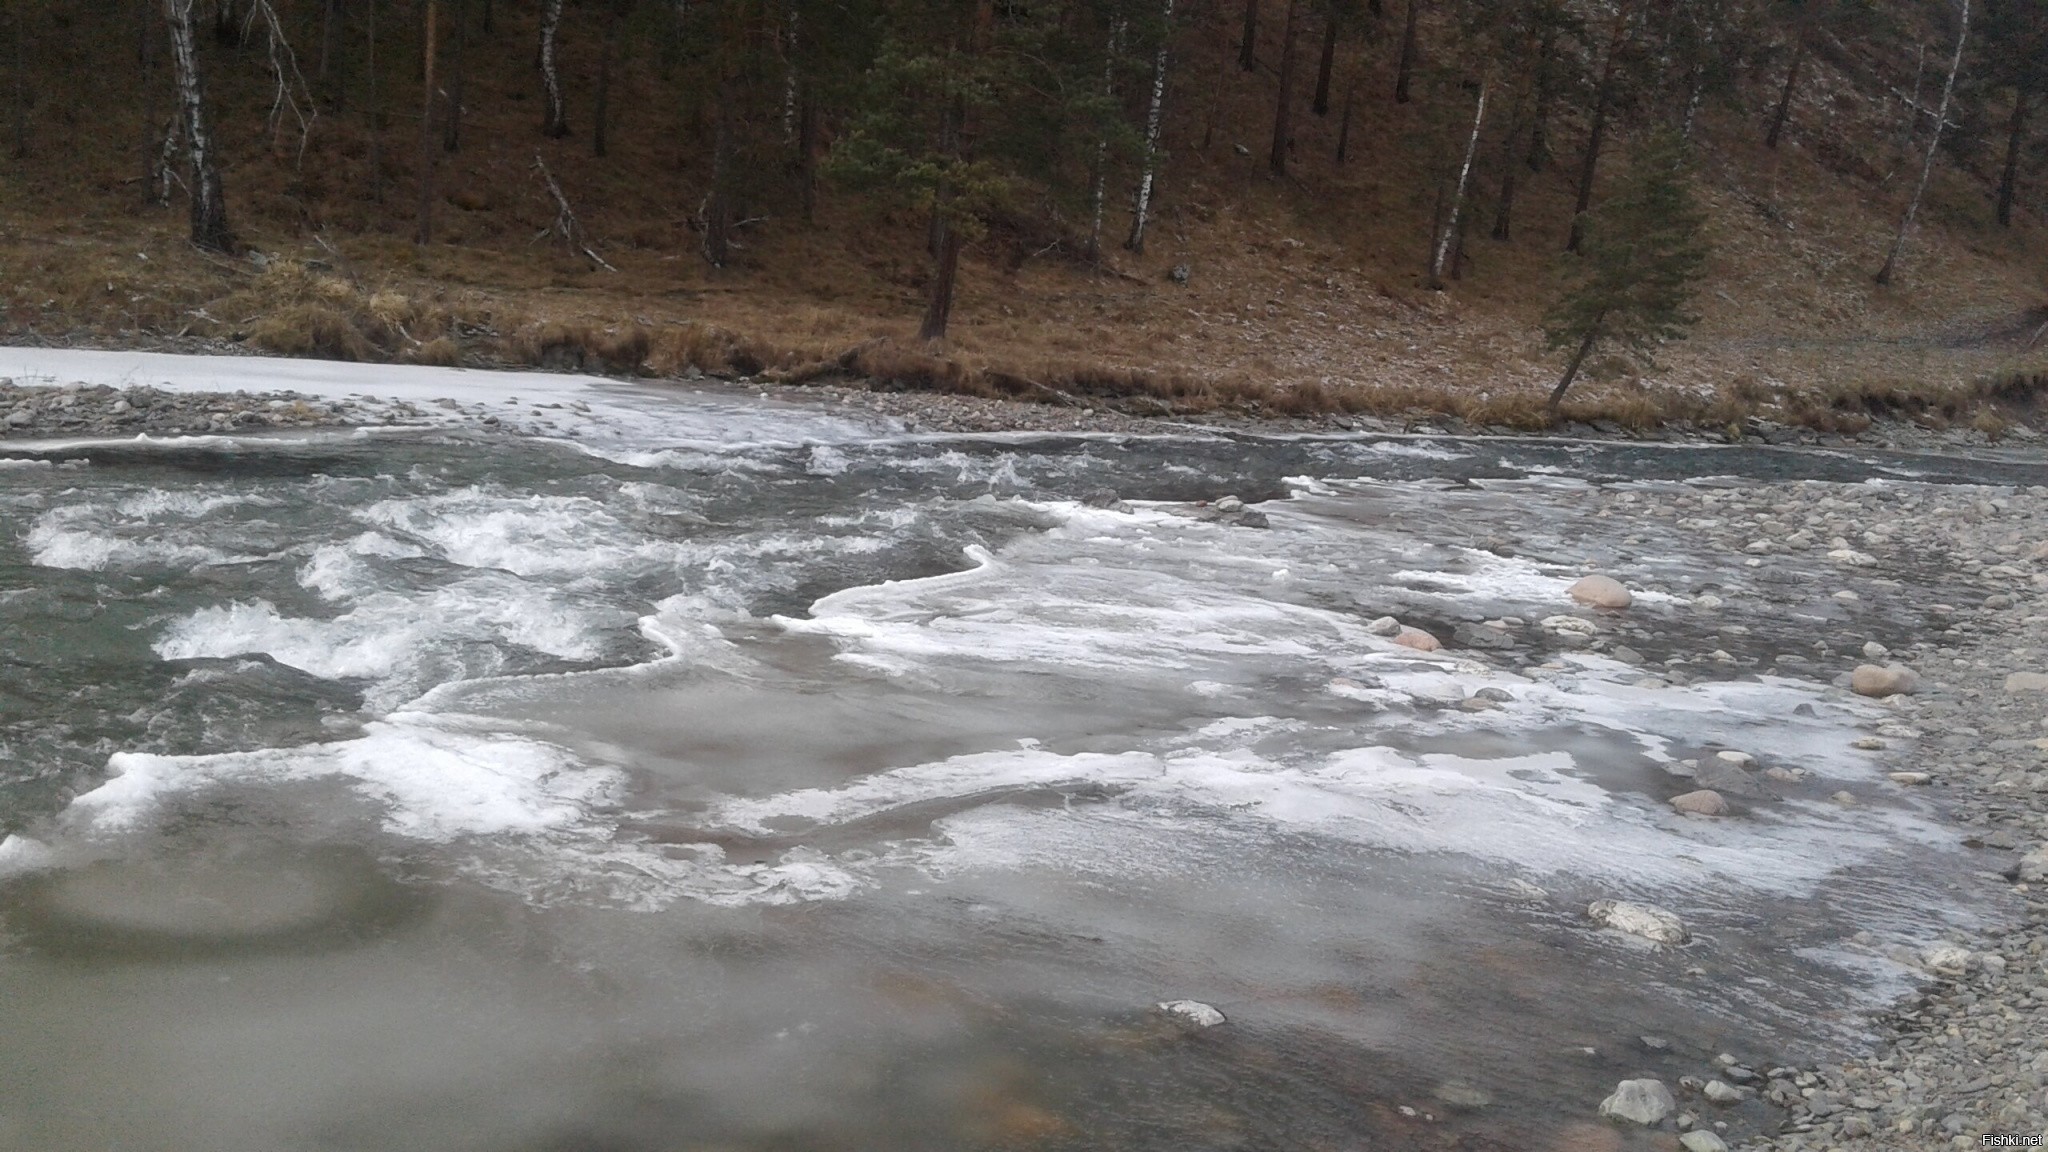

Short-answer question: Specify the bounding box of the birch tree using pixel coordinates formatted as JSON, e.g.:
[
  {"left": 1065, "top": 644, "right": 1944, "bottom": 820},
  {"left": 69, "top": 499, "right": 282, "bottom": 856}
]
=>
[
  {"left": 1876, "top": 0, "right": 1968, "bottom": 285},
  {"left": 1125, "top": 0, "right": 1174, "bottom": 253},
  {"left": 1428, "top": 75, "right": 1487, "bottom": 287},
  {"left": 163, "top": 0, "right": 234, "bottom": 251},
  {"left": 540, "top": 0, "right": 569, "bottom": 137}
]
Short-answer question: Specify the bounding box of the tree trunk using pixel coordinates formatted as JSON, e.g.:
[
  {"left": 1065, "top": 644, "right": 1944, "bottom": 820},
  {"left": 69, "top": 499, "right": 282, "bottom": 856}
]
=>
[
  {"left": 416, "top": 0, "right": 438, "bottom": 244},
  {"left": 595, "top": 0, "right": 619, "bottom": 156},
  {"left": 371, "top": 1, "right": 391, "bottom": 201},
  {"left": 140, "top": 0, "right": 159, "bottom": 197},
  {"left": 1566, "top": 2, "right": 1630, "bottom": 254},
  {"left": 797, "top": 97, "right": 819, "bottom": 224},
  {"left": 1550, "top": 326, "right": 1600, "bottom": 409},
  {"left": 703, "top": 79, "right": 734, "bottom": 266},
  {"left": 1877, "top": 0, "right": 1969, "bottom": 285},
  {"left": 1393, "top": 0, "right": 1420, "bottom": 103},
  {"left": 1428, "top": 77, "right": 1486, "bottom": 287},
  {"left": 482, "top": 0, "right": 493, "bottom": 35},
  {"left": 1126, "top": 0, "right": 1174, "bottom": 253},
  {"left": 1997, "top": 86, "right": 2029, "bottom": 227},
  {"left": 921, "top": 96, "right": 966, "bottom": 341},
  {"left": 1312, "top": 10, "right": 1336, "bottom": 115},
  {"left": 1203, "top": 7, "right": 1227, "bottom": 148},
  {"left": 163, "top": 0, "right": 234, "bottom": 251},
  {"left": 540, "top": 0, "right": 568, "bottom": 137},
  {"left": 1764, "top": 36, "right": 1807, "bottom": 149},
  {"left": 444, "top": 0, "right": 465, "bottom": 150},
  {"left": 1335, "top": 78, "right": 1355, "bottom": 161},
  {"left": 319, "top": 0, "right": 341, "bottom": 83},
  {"left": 1269, "top": 0, "right": 1301, "bottom": 175},
  {"left": 10, "top": 7, "right": 26, "bottom": 159},
  {"left": 1526, "top": 26, "right": 1553, "bottom": 170},
  {"left": 1491, "top": 101, "right": 1523, "bottom": 240},
  {"left": 1238, "top": 0, "right": 1257, "bottom": 71},
  {"left": 1088, "top": 20, "right": 1123, "bottom": 265}
]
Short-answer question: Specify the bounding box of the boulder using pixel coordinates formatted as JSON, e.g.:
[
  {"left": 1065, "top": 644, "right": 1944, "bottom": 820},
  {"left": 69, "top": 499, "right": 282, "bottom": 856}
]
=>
[
  {"left": 1365, "top": 616, "right": 1402, "bottom": 637},
  {"left": 1155, "top": 1000, "right": 1226, "bottom": 1027},
  {"left": 2005, "top": 671, "right": 2048, "bottom": 693},
  {"left": 1920, "top": 944, "right": 1971, "bottom": 977},
  {"left": 1851, "top": 664, "right": 1920, "bottom": 698},
  {"left": 1569, "top": 574, "right": 1633, "bottom": 609},
  {"left": 1669, "top": 789, "right": 1728, "bottom": 817},
  {"left": 2015, "top": 845, "right": 2048, "bottom": 884},
  {"left": 1393, "top": 627, "right": 1442, "bottom": 652},
  {"left": 1597, "top": 1078, "right": 1676, "bottom": 1126},
  {"left": 1587, "top": 900, "right": 1689, "bottom": 945}
]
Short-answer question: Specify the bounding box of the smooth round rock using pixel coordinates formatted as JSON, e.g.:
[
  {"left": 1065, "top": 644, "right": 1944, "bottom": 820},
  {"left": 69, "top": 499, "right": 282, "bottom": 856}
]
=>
[
  {"left": 1569, "top": 574, "right": 1633, "bottom": 609},
  {"left": 1598, "top": 1078, "right": 1675, "bottom": 1125},
  {"left": 1670, "top": 789, "right": 1728, "bottom": 817},
  {"left": 1393, "top": 626, "right": 1442, "bottom": 652},
  {"left": 1852, "top": 663, "right": 1921, "bottom": 697}
]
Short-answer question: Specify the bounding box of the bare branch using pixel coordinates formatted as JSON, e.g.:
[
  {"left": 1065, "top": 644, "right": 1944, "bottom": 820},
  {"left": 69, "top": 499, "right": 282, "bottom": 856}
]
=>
[
  {"left": 240, "top": 0, "right": 318, "bottom": 164},
  {"left": 532, "top": 153, "right": 616, "bottom": 271}
]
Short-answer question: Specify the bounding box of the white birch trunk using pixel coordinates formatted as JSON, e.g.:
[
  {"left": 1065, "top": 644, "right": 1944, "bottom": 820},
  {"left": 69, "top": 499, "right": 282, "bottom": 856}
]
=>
[
  {"left": 1124, "top": 0, "right": 1174, "bottom": 254},
  {"left": 1428, "top": 77, "right": 1487, "bottom": 288},
  {"left": 1876, "top": 0, "right": 1968, "bottom": 285},
  {"left": 540, "top": 0, "right": 567, "bottom": 137},
  {"left": 163, "top": 0, "right": 233, "bottom": 251},
  {"left": 1088, "top": 19, "right": 1124, "bottom": 265}
]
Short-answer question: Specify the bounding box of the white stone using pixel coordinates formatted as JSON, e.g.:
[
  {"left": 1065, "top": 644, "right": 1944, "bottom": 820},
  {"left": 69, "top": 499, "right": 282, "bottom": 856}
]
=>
[
  {"left": 1852, "top": 664, "right": 1920, "bottom": 698},
  {"left": 1828, "top": 548, "right": 1878, "bottom": 566},
  {"left": 1541, "top": 615, "right": 1598, "bottom": 636},
  {"left": 1587, "top": 900, "right": 1689, "bottom": 945},
  {"left": 1920, "top": 944, "right": 1972, "bottom": 976},
  {"left": 2006, "top": 671, "right": 2048, "bottom": 693},
  {"left": 1156, "top": 1000, "right": 1226, "bottom": 1027},
  {"left": 2016, "top": 846, "right": 2048, "bottom": 884},
  {"left": 1681, "top": 1131, "right": 1729, "bottom": 1152},
  {"left": 1598, "top": 1078, "right": 1676, "bottom": 1125},
  {"left": 1863, "top": 640, "right": 1889, "bottom": 659},
  {"left": 1702, "top": 1079, "right": 1743, "bottom": 1103},
  {"left": 1888, "top": 772, "right": 1932, "bottom": 786},
  {"left": 1365, "top": 616, "right": 1402, "bottom": 636},
  {"left": 1568, "top": 574, "right": 1633, "bottom": 609},
  {"left": 1714, "top": 750, "right": 1756, "bottom": 767}
]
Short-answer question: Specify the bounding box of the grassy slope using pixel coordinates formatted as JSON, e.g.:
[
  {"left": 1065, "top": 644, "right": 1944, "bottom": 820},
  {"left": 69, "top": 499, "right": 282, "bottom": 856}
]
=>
[{"left": 1, "top": 1, "right": 2044, "bottom": 429}]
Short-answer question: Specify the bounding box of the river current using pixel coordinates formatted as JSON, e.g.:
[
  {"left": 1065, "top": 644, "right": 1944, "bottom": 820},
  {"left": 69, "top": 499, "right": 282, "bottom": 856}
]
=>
[{"left": 0, "top": 364, "right": 2036, "bottom": 1150}]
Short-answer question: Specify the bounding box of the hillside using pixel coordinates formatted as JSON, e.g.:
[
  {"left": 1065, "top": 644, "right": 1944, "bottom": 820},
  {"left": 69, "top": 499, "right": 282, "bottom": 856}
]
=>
[{"left": 1, "top": 0, "right": 2045, "bottom": 433}]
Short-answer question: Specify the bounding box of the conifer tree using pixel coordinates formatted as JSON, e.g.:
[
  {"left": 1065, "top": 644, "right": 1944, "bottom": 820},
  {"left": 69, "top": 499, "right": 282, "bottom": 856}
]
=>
[{"left": 1544, "top": 132, "right": 1707, "bottom": 409}]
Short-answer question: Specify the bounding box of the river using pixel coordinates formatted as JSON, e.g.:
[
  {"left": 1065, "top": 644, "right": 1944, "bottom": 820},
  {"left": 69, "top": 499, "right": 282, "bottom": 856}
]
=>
[{"left": 0, "top": 359, "right": 2033, "bottom": 1150}]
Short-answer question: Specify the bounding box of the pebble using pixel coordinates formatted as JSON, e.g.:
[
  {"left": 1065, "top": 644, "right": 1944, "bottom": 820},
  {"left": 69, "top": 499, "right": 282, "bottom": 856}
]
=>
[
  {"left": 1155, "top": 1000, "right": 1226, "bottom": 1027},
  {"left": 1598, "top": 1078, "right": 1676, "bottom": 1125},
  {"left": 1852, "top": 663, "right": 1922, "bottom": 697},
  {"left": 1568, "top": 573, "right": 1633, "bottom": 609},
  {"left": 1587, "top": 899, "right": 1689, "bottom": 945},
  {"left": 1670, "top": 789, "right": 1729, "bottom": 817},
  {"left": 1680, "top": 1132, "right": 1728, "bottom": 1152}
]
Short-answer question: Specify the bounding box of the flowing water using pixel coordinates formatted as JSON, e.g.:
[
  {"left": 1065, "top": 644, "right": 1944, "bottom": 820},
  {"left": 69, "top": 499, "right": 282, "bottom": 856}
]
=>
[{"left": 0, "top": 373, "right": 2038, "bottom": 1151}]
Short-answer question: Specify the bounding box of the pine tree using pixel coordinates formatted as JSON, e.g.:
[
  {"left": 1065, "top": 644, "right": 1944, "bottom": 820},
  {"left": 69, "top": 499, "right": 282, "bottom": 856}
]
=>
[{"left": 1544, "top": 132, "right": 1708, "bottom": 409}]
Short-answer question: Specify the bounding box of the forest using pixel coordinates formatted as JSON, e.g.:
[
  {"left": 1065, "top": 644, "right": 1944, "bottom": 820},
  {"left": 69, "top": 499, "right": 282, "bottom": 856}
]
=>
[{"left": 1, "top": 0, "right": 2045, "bottom": 426}]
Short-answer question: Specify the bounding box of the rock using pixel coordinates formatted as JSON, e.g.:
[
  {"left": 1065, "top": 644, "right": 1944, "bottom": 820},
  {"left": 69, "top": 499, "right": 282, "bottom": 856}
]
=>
[
  {"left": 1852, "top": 664, "right": 1921, "bottom": 697},
  {"left": 4, "top": 409, "right": 32, "bottom": 427},
  {"left": 1081, "top": 487, "right": 1122, "bottom": 508},
  {"left": 1434, "top": 1080, "right": 1492, "bottom": 1110},
  {"left": 2005, "top": 671, "right": 2048, "bottom": 693},
  {"left": 1702, "top": 1079, "right": 1743, "bottom": 1104},
  {"left": 1213, "top": 495, "right": 1245, "bottom": 513},
  {"left": 1888, "top": 771, "right": 1933, "bottom": 786},
  {"left": 1680, "top": 1132, "right": 1729, "bottom": 1152},
  {"left": 1454, "top": 623, "right": 1516, "bottom": 650},
  {"left": 1569, "top": 574, "right": 1633, "bottom": 609},
  {"left": 1156, "top": 1000, "right": 1226, "bottom": 1027},
  {"left": 1235, "top": 509, "right": 1269, "bottom": 529},
  {"left": 1670, "top": 789, "right": 1728, "bottom": 817},
  {"left": 1921, "top": 944, "right": 1972, "bottom": 976},
  {"left": 1393, "top": 627, "right": 1442, "bottom": 652},
  {"left": 2015, "top": 845, "right": 2048, "bottom": 883},
  {"left": 1587, "top": 900, "right": 1689, "bottom": 945},
  {"left": 1542, "top": 615, "right": 1599, "bottom": 637},
  {"left": 1365, "top": 616, "right": 1402, "bottom": 636},
  {"left": 1714, "top": 749, "right": 1756, "bottom": 767},
  {"left": 1864, "top": 640, "right": 1890, "bottom": 659},
  {"left": 1598, "top": 1078, "right": 1676, "bottom": 1125},
  {"left": 1168, "top": 263, "right": 1191, "bottom": 285}
]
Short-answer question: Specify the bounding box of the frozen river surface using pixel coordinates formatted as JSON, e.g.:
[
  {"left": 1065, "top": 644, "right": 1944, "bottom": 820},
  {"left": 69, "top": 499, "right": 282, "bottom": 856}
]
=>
[{"left": 0, "top": 355, "right": 2032, "bottom": 1150}]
